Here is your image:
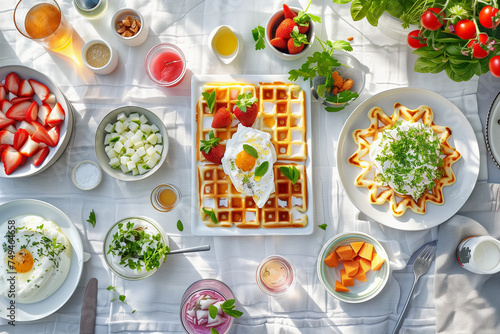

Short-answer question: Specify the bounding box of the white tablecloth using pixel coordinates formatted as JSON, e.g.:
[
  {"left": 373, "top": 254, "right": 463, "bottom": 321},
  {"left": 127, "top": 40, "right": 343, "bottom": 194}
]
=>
[{"left": 0, "top": 0, "right": 495, "bottom": 333}]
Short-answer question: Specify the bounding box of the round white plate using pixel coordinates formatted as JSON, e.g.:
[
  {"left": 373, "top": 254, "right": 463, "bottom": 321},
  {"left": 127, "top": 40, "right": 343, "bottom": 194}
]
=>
[
  {"left": 0, "top": 65, "right": 74, "bottom": 178},
  {"left": 485, "top": 92, "right": 500, "bottom": 169},
  {"left": 317, "top": 232, "right": 390, "bottom": 303},
  {"left": 337, "top": 88, "right": 480, "bottom": 231},
  {"left": 0, "top": 199, "right": 84, "bottom": 321}
]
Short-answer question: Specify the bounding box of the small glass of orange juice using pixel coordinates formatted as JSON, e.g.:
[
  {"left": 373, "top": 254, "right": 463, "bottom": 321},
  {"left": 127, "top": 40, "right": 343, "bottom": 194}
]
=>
[
  {"left": 14, "top": 0, "right": 74, "bottom": 51},
  {"left": 150, "top": 184, "right": 182, "bottom": 212}
]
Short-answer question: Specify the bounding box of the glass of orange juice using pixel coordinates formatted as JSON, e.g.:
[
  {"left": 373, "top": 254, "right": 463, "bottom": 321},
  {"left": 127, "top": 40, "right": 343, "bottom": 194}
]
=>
[
  {"left": 150, "top": 184, "right": 182, "bottom": 212},
  {"left": 14, "top": 0, "right": 73, "bottom": 51}
]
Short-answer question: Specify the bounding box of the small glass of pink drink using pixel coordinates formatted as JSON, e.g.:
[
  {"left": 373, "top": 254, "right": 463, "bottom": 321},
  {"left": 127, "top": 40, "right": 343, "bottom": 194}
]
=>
[
  {"left": 180, "top": 279, "right": 235, "bottom": 334},
  {"left": 256, "top": 255, "right": 297, "bottom": 296},
  {"left": 145, "top": 43, "right": 186, "bottom": 87}
]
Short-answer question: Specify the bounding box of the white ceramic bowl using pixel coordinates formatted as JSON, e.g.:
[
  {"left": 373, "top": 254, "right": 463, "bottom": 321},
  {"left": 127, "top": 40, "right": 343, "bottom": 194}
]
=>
[
  {"left": 0, "top": 65, "right": 74, "bottom": 178},
  {"left": 103, "top": 216, "right": 168, "bottom": 280},
  {"left": 0, "top": 199, "right": 84, "bottom": 321},
  {"left": 111, "top": 8, "right": 148, "bottom": 47},
  {"left": 208, "top": 25, "right": 243, "bottom": 64},
  {"left": 317, "top": 231, "right": 390, "bottom": 303},
  {"left": 95, "top": 106, "right": 169, "bottom": 181},
  {"left": 265, "top": 6, "right": 315, "bottom": 60},
  {"left": 81, "top": 39, "right": 118, "bottom": 75}
]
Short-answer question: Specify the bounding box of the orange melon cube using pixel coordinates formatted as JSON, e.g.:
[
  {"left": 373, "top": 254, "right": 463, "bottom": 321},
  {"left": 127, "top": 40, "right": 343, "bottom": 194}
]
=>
[
  {"left": 343, "top": 260, "right": 359, "bottom": 277},
  {"left": 353, "top": 269, "right": 367, "bottom": 282},
  {"left": 334, "top": 280, "right": 350, "bottom": 292},
  {"left": 336, "top": 245, "right": 356, "bottom": 261},
  {"left": 358, "top": 257, "right": 372, "bottom": 273},
  {"left": 350, "top": 241, "right": 365, "bottom": 254},
  {"left": 358, "top": 243, "right": 374, "bottom": 261},
  {"left": 371, "top": 253, "right": 386, "bottom": 271},
  {"left": 324, "top": 251, "right": 339, "bottom": 268},
  {"left": 340, "top": 269, "right": 354, "bottom": 287}
]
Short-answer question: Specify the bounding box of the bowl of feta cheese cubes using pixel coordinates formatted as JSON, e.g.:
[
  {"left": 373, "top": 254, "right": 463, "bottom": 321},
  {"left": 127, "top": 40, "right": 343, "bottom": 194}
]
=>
[{"left": 95, "top": 106, "right": 168, "bottom": 181}]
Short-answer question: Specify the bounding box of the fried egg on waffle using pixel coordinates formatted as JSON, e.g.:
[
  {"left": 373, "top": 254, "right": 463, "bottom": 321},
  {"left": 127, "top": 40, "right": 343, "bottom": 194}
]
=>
[
  {"left": 348, "top": 103, "right": 461, "bottom": 217},
  {"left": 195, "top": 82, "right": 309, "bottom": 228}
]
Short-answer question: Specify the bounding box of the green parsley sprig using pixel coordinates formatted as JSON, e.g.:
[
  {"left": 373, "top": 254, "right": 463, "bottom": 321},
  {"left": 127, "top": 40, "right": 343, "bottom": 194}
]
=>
[
  {"left": 107, "top": 221, "right": 169, "bottom": 273},
  {"left": 86, "top": 209, "right": 96, "bottom": 228},
  {"left": 251, "top": 26, "right": 266, "bottom": 50},
  {"left": 202, "top": 90, "right": 216, "bottom": 113},
  {"left": 279, "top": 166, "right": 300, "bottom": 185},
  {"left": 107, "top": 285, "right": 136, "bottom": 313},
  {"left": 208, "top": 299, "right": 243, "bottom": 322}
]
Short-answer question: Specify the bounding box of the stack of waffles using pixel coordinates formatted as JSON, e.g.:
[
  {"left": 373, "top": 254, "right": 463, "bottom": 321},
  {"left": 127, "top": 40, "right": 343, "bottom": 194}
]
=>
[{"left": 195, "top": 82, "right": 309, "bottom": 228}]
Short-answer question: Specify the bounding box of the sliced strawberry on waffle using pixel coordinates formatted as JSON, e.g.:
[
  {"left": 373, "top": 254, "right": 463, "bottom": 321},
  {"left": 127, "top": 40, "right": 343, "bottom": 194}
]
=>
[
  {"left": 0, "top": 130, "right": 14, "bottom": 145},
  {"left": 233, "top": 92, "right": 259, "bottom": 127},
  {"left": 46, "top": 102, "right": 65, "bottom": 127},
  {"left": 1, "top": 146, "right": 23, "bottom": 175},
  {"left": 18, "top": 79, "right": 34, "bottom": 97},
  {"left": 33, "top": 146, "right": 49, "bottom": 167},
  {"left": 13, "top": 128, "right": 29, "bottom": 151},
  {"left": 211, "top": 107, "right": 232, "bottom": 128},
  {"left": 28, "top": 79, "right": 50, "bottom": 102},
  {"left": 6, "top": 100, "right": 31, "bottom": 121},
  {"left": 19, "top": 137, "right": 39, "bottom": 157},
  {"left": 4, "top": 73, "right": 21, "bottom": 95}
]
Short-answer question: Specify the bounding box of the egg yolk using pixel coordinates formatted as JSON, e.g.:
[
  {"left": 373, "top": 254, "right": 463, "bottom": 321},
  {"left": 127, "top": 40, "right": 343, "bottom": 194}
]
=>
[
  {"left": 13, "top": 249, "right": 34, "bottom": 273},
  {"left": 235, "top": 150, "right": 256, "bottom": 172}
]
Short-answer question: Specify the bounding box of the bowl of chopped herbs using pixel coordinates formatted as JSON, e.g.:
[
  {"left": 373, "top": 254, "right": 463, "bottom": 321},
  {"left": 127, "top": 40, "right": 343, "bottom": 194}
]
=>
[
  {"left": 289, "top": 39, "right": 365, "bottom": 112},
  {"left": 103, "top": 217, "right": 169, "bottom": 280}
]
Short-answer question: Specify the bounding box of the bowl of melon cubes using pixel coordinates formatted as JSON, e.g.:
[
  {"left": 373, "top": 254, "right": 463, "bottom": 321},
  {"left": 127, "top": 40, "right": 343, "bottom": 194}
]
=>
[
  {"left": 95, "top": 106, "right": 168, "bottom": 181},
  {"left": 317, "top": 231, "right": 389, "bottom": 303}
]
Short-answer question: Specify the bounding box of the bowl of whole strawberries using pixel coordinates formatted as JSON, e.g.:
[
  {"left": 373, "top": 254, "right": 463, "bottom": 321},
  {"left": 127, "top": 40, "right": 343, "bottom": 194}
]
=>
[{"left": 265, "top": 3, "right": 318, "bottom": 60}]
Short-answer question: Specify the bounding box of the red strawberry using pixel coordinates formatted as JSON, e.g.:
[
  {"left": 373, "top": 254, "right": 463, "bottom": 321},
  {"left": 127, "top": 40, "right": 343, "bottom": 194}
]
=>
[
  {"left": 4, "top": 124, "right": 16, "bottom": 133},
  {"left": 298, "top": 21, "right": 309, "bottom": 34},
  {"left": 200, "top": 130, "right": 225, "bottom": 164},
  {"left": 0, "top": 100, "right": 12, "bottom": 113},
  {"left": 4, "top": 73, "right": 21, "bottom": 95},
  {"left": 233, "top": 92, "right": 259, "bottom": 127},
  {"left": 32, "top": 125, "right": 56, "bottom": 147},
  {"left": 18, "top": 79, "right": 34, "bottom": 97},
  {"left": 0, "top": 130, "right": 14, "bottom": 145},
  {"left": 45, "top": 94, "right": 56, "bottom": 106},
  {"left": 25, "top": 101, "right": 39, "bottom": 123},
  {"left": 19, "top": 121, "right": 36, "bottom": 135},
  {"left": 10, "top": 96, "right": 32, "bottom": 104},
  {"left": 0, "top": 85, "right": 6, "bottom": 100},
  {"left": 46, "top": 102, "right": 65, "bottom": 127},
  {"left": 19, "top": 137, "right": 39, "bottom": 157},
  {"left": 28, "top": 79, "right": 50, "bottom": 101},
  {"left": 283, "top": 4, "right": 298, "bottom": 19},
  {"left": 33, "top": 146, "right": 49, "bottom": 167},
  {"left": 47, "top": 125, "right": 60, "bottom": 145},
  {"left": 6, "top": 100, "right": 31, "bottom": 121},
  {"left": 1, "top": 146, "right": 22, "bottom": 175},
  {"left": 211, "top": 107, "right": 232, "bottom": 128},
  {"left": 13, "top": 128, "right": 29, "bottom": 151},
  {"left": 0, "top": 144, "right": 8, "bottom": 154},
  {"left": 270, "top": 37, "right": 287, "bottom": 50},
  {"left": 37, "top": 103, "right": 51, "bottom": 126},
  {"left": 287, "top": 37, "right": 305, "bottom": 54},
  {"left": 0, "top": 111, "right": 15, "bottom": 129},
  {"left": 275, "top": 18, "right": 297, "bottom": 40}
]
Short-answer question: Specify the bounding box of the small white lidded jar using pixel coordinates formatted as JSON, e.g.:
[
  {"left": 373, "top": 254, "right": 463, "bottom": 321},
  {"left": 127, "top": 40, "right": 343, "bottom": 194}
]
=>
[
  {"left": 457, "top": 236, "right": 500, "bottom": 274},
  {"left": 72, "top": 160, "right": 102, "bottom": 190},
  {"left": 81, "top": 39, "right": 118, "bottom": 75}
]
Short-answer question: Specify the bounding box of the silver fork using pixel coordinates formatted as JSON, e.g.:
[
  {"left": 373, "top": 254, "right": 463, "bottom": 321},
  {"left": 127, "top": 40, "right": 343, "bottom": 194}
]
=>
[{"left": 392, "top": 244, "right": 437, "bottom": 334}]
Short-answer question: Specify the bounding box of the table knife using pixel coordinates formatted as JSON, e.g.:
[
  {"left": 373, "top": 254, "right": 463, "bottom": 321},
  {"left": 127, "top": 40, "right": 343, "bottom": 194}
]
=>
[{"left": 80, "top": 278, "right": 98, "bottom": 334}]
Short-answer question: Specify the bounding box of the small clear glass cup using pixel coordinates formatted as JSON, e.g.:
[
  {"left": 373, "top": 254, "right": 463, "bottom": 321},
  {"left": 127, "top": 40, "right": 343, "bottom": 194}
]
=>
[
  {"left": 14, "top": 0, "right": 74, "bottom": 51},
  {"left": 256, "top": 255, "right": 297, "bottom": 296},
  {"left": 73, "top": 0, "right": 108, "bottom": 20},
  {"left": 150, "top": 184, "right": 182, "bottom": 212},
  {"left": 180, "top": 279, "right": 235, "bottom": 334},
  {"left": 144, "top": 43, "right": 187, "bottom": 87}
]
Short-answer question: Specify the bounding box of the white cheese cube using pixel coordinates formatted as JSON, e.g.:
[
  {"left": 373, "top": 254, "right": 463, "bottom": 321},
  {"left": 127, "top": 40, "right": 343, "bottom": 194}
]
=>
[
  {"left": 133, "top": 141, "right": 144, "bottom": 149},
  {"left": 154, "top": 145, "right": 163, "bottom": 154},
  {"left": 146, "top": 146, "right": 156, "bottom": 157},
  {"left": 124, "top": 140, "right": 133, "bottom": 148},
  {"left": 156, "top": 134, "right": 163, "bottom": 144},
  {"left": 126, "top": 160, "right": 136, "bottom": 170},
  {"left": 106, "top": 149, "right": 118, "bottom": 159},
  {"left": 117, "top": 112, "right": 127, "bottom": 122},
  {"left": 146, "top": 159, "right": 157, "bottom": 169},
  {"left": 136, "top": 146, "right": 147, "bottom": 157},
  {"left": 128, "top": 121, "right": 139, "bottom": 132},
  {"left": 104, "top": 123, "right": 114, "bottom": 133},
  {"left": 109, "top": 157, "right": 120, "bottom": 168},
  {"left": 146, "top": 133, "right": 158, "bottom": 145},
  {"left": 151, "top": 124, "right": 160, "bottom": 133},
  {"left": 125, "top": 148, "right": 135, "bottom": 156},
  {"left": 120, "top": 156, "right": 130, "bottom": 165},
  {"left": 113, "top": 141, "right": 123, "bottom": 153},
  {"left": 139, "top": 114, "right": 148, "bottom": 124},
  {"left": 132, "top": 168, "right": 139, "bottom": 176},
  {"left": 131, "top": 134, "right": 142, "bottom": 144},
  {"left": 120, "top": 164, "right": 130, "bottom": 173},
  {"left": 131, "top": 153, "right": 141, "bottom": 163},
  {"left": 125, "top": 131, "right": 134, "bottom": 139},
  {"left": 139, "top": 124, "right": 152, "bottom": 134},
  {"left": 130, "top": 113, "right": 140, "bottom": 121},
  {"left": 115, "top": 121, "right": 125, "bottom": 133}
]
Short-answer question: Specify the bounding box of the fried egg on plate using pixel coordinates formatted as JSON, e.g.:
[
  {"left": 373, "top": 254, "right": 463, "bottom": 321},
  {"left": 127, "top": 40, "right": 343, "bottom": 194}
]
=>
[
  {"left": 0, "top": 215, "right": 72, "bottom": 304},
  {"left": 221, "top": 124, "right": 277, "bottom": 208}
]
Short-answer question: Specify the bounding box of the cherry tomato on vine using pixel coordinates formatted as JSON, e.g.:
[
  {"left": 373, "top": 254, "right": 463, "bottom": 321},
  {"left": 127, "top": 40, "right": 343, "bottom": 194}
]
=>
[
  {"left": 421, "top": 8, "right": 444, "bottom": 31},
  {"left": 479, "top": 6, "right": 499, "bottom": 29},
  {"left": 407, "top": 30, "right": 427, "bottom": 49},
  {"left": 467, "top": 33, "right": 489, "bottom": 59},
  {"left": 455, "top": 20, "right": 476, "bottom": 40},
  {"left": 489, "top": 56, "right": 500, "bottom": 77}
]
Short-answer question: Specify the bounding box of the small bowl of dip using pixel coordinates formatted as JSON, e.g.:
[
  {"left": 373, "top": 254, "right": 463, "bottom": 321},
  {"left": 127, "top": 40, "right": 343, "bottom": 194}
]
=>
[
  {"left": 144, "top": 43, "right": 187, "bottom": 87},
  {"left": 256, "top": 255, "right": 297, "bottom": 296},
  {"left": 81, "top": 39, "right": 118, "bottom": 75},
  {"left": 72, "top": 160, "right": 102, "bottom": 190},
  {"left": 103, "top": 217, "right": 169, "bottom": 280}
]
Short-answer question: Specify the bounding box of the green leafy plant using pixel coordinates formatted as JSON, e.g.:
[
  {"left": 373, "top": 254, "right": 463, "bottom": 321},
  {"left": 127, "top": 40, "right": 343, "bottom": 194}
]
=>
[
  {"left": 279, "top": 166, "right": 300, "bottom": 184},
  {"left": 86, "top": 209, "right": 96, "bottom": 228},
  {"left": 288, "top": 38, "right": 359, "bottom": 112},
  {"left": 318, "top": 224, "right": 327, "bottom": 230},
  {"left": 177, "top": 220, "right": 184, "bottom": 232}
]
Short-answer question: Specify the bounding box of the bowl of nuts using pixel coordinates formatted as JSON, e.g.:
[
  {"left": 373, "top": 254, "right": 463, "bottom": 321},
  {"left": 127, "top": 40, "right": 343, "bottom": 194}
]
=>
[{"left": 112, "top": 8, "right": 148, "bottom": 47}]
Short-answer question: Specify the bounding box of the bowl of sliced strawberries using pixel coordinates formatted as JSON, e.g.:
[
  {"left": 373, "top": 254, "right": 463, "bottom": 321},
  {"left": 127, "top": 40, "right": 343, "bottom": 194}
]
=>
[
  {"left": 0, "top": 65, "right": 73, "bottom": 177},
  {"left": 265, "top": 3, "right": 318, "bottom": 60},
  {"left": 317, "top": 231, "right": 390, "bottom": 303}
]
